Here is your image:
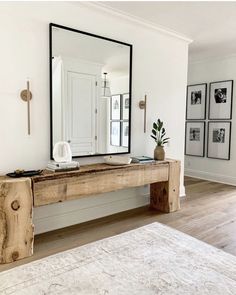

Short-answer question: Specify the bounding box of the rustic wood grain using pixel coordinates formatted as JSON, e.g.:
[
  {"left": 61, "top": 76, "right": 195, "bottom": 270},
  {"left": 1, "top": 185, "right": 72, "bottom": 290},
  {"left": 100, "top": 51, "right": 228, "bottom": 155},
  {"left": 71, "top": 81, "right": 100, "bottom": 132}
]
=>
[
  {"left": 150, "top": 160, "right": 180, "bottom": 212},
  {"left": 0, "top": 160, "right": 180, "bottom": 265},
  {"left": 0, "top": 178, "right": 34, "bottom": 264},
  {"left": 32, "top": 161, "right": 170, "bottom": 182},
  {"left": 2, "top": 176, "right": 236, "bottom": 272},
  {"left": 33, "top": 162, "right": 170, "bottom": 207}
]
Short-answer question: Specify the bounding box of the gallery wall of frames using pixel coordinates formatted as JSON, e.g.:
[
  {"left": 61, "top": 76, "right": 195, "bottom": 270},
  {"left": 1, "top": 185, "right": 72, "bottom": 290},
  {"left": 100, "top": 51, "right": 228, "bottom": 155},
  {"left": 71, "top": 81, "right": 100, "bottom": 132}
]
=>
[
  {"left": 110, "top": 93, "right": 129, "bottom": 148},
  {"left": 185, "top": 80, "right": 233, "bottom": 160}
]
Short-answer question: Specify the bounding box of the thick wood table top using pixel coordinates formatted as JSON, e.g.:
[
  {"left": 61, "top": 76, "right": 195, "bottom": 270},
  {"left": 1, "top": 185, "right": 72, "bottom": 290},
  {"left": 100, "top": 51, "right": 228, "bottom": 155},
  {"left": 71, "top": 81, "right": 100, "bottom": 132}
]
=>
[
  {"left": 32, "top": 160, "right": 172, "bottom": 183},
  {"left": 30, "top": 159, "right": 178, "bottom": 207}
]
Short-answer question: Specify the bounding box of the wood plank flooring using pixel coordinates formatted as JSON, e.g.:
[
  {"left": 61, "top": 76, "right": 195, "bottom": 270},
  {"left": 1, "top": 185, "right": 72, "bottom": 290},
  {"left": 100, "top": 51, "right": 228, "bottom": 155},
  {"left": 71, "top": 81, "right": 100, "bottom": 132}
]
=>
[{"left": 1, "top": 176, "right": 236, "bottom": 271}]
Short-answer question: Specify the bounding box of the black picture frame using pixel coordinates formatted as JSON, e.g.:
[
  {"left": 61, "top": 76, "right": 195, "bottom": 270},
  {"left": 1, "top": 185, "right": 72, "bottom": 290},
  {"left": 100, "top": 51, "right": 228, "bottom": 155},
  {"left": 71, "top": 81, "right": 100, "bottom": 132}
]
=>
[
  {"left": 122, "top": 93, "right": 129, "bottom": 120},
  {"left": 121, "top": 121, "right": 129, "bottom": 147},
  {"left": 207, "top": 121, "right": 232, "bottom": 160},
  {"left": 186, "top": 83, "right": 207, "bottom": 120},
  {"left": 208, "top": 80, "right": 233, "bottom": 120},
  {"left": 110, "top": 121, "right": 121, "bottom": 147},
  {"left": 49, "top": 23, "right": 132, "bottom": 159},
  {"left": 110, "top": 95, "right": 121, "bottom": 120},
  {"left": 185, "top": 121, "right": 206, "bottom": 157}
]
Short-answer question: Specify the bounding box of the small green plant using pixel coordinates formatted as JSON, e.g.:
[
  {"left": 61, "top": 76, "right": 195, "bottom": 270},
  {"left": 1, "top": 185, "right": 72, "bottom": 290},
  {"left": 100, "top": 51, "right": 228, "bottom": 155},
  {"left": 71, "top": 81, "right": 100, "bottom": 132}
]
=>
[{"left": 151, "top": 118, "right": 170, "bottom": 146}]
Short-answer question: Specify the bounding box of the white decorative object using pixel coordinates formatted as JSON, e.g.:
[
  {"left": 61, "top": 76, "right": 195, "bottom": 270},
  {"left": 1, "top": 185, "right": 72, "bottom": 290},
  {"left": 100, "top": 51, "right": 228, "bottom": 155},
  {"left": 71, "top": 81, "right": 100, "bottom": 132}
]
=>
[
  {"left": 1, "top": 223, "right": 236, "bottom": 294},
  {"left": 104, "top": 155, "right": 132, "bottom": 165},
  {"left": 53, "top": 141, "right": 72, "bottom": 163}
]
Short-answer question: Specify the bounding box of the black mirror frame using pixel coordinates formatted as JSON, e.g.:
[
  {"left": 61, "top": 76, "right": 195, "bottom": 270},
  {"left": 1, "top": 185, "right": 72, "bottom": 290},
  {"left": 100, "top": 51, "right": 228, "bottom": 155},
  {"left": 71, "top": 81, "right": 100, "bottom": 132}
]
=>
[{"left": 49, "top": 23, "right": 132, "bottom": 159}]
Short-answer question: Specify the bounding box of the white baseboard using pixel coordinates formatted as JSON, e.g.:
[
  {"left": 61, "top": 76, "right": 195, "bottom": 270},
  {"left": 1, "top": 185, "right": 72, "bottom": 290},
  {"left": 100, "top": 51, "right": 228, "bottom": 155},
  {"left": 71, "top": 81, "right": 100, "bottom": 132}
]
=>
[
  {"left": 185, "top": 168, "right": 236, "bottom": 186},
  {"left": 34, "top": 185, "right": 185, "bottom": 235},
  {"left": 180, "top": 186, "right": 186, "bottom": 198}
]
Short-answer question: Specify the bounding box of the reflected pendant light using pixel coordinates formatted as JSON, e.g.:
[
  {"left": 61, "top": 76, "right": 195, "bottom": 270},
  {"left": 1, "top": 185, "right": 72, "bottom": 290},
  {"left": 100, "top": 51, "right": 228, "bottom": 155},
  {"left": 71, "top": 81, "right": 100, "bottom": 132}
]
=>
[{"left": 102, "top": 72, "right": 111, "bottom": 98}]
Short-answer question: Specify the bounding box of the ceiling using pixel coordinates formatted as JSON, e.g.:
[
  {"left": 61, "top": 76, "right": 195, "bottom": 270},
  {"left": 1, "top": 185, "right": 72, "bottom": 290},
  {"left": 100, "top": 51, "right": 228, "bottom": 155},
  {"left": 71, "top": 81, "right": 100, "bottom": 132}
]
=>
[
  {"left": 52, "top": 25, "right": 130, "bottom": 77},
  {"left": 102, "top": 1, "right": 236, "bottom": 62}
]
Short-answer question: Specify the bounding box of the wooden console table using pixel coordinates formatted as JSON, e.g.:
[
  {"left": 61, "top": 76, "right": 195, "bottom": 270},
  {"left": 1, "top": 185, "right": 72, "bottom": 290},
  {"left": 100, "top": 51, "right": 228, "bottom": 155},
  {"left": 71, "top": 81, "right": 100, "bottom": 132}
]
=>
[{"left": 0, "top": 159, "right": 180, "bottom": 264}]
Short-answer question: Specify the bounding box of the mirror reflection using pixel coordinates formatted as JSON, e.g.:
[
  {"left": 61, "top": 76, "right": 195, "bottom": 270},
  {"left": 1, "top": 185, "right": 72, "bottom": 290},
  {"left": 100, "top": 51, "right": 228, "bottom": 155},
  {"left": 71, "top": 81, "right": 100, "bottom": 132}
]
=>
[{"left": 50, "top": 24, "right": 132, "bottom": 157}]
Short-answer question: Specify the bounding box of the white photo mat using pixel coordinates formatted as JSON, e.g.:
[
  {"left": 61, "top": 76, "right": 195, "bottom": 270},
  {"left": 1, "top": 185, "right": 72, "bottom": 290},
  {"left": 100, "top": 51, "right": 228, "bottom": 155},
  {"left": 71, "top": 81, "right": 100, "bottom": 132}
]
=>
[
  {"left": 207, "top": 121, "right": 231, "bottom": 160},
  {"left": 186, "top": 83, "right": 207, "bottom": 120},
  {"left": 122, "top": 93, "right": 129, "bottom": 120},
  {"left": 209, "top": 80, "right": 233, "bottom": 120},
  {"left": 111, "top": 95, "right": 121, "bottom": 120},
  {"left": 110, "top": 121, "right": 121, "bottom": 146},
  {"left": 121, "top": 121, "right": 129, "bottom": 147},
  {"left": 185, "top": 121, "right": 205, "bottom": 157}
]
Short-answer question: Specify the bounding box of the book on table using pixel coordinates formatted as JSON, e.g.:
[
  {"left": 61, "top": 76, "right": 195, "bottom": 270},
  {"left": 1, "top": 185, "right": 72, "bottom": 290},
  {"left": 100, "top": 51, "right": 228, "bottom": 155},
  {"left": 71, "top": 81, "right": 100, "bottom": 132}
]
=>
[
  {"left": 131, "top": 156, "right": 155, "bottom": 163},
  {"left": 46, "top": 161, "right": 80, "bottom": 172}
]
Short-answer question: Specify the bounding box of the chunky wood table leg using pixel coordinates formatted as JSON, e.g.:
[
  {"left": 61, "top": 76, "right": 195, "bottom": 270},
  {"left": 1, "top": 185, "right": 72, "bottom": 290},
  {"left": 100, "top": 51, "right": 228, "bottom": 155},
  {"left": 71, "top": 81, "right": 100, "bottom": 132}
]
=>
[
  {"left": 150, "top": 160, "right": 180, "bottom": 213},
  {"left": 0, "top": 178, "right": 34, "bottom": 264}
]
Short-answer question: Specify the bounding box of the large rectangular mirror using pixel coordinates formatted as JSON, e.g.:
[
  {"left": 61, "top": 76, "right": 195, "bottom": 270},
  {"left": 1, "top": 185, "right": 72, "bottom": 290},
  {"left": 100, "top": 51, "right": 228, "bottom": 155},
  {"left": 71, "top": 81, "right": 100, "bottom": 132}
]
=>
[{"left": 50, "top": 23, "right": 132, "bottom": 158}]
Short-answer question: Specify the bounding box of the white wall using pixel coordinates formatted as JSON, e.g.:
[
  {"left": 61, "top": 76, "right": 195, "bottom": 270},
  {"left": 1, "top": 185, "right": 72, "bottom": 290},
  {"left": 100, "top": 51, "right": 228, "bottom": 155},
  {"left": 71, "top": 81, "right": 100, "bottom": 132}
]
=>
[
  {"left": 186, "top": 55, "right": 236, "bottom": 185},
  {"left": 110, "top": 76, "right": 129, "bottom": 95},
  {"left": 52, "top": 57, "right": 62, "bottom": 144},
  {"left": 0, "top": 2, "right": 189, "bottom": 234}
]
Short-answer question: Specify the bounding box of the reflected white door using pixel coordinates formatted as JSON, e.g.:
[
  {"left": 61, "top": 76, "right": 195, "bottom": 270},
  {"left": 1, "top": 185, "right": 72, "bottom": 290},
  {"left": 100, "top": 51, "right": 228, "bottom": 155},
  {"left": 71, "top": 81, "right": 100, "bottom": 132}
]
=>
[{"left": 66, "top": 71, "right": 97, "bottom": 155}]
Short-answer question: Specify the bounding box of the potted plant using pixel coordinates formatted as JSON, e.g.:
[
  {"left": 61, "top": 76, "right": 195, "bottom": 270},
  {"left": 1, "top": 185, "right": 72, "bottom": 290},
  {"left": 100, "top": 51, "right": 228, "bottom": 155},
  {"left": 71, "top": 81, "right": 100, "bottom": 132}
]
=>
[{"left": 151, "top": 118, "right": 170, "bottom": 160}]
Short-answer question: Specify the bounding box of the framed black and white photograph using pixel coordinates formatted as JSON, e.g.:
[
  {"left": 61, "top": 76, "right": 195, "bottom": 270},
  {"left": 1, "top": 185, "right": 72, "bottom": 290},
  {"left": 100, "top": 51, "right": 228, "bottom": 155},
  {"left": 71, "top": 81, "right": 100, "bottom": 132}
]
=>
[
  {"left": 122, "top": 93, "right": 129, "bottom": 120},
  {"left": 209, "top": 80, "right": 233, "bottom": 120},
  {"left": 186, "top": 83, "right": 207, "bottom": 120},
  {"left": 110, "top": 121, "right": 121, "bottom": 146},
  {"left": 207, "top": 121, "right": 231, "bottom": 160},
  {"left": 121, "top": 121, "right": 129, "bottom": 147},
  {"left": 111, "top": 95, "right": 121, "bottom": 120},
  {"left": 185, "top": 121, "right": 205, "bottom": 157}
]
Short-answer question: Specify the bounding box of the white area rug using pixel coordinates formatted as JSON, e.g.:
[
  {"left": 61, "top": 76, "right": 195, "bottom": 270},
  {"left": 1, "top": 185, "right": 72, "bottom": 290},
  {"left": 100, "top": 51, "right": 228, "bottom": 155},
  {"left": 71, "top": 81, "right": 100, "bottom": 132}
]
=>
[{"left": 1, "top": 222, "right": 236, "bottom": 295}]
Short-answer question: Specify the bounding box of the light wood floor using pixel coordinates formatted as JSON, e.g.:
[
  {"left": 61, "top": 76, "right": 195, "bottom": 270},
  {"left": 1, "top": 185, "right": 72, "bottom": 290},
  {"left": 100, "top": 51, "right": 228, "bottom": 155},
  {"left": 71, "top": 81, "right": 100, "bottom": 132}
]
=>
[{"left": 1, "top": 176, "right": 236, "bottom": 272}]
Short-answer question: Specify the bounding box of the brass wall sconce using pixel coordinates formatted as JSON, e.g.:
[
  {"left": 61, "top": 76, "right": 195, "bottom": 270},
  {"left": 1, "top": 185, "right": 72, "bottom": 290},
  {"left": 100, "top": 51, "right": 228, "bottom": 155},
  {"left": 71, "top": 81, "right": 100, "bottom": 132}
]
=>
[
  {"left": 139, "top": 94, "right": 147, "bottom": 133},
  {"left": 20, "top": 80, "right": 32, "bottom": 135}
]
